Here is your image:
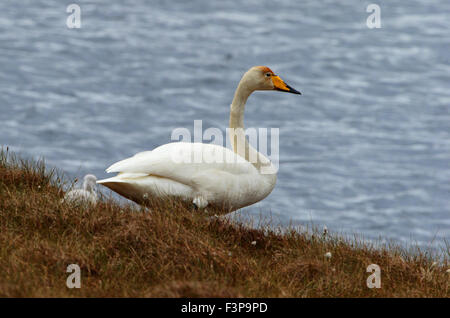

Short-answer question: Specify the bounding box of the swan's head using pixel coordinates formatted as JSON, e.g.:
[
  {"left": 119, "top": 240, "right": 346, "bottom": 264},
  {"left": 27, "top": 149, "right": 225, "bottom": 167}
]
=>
[
  {"left": 83, "top": 174, "right": 97, "bottom": 192},
  {"left": 241, "top": 66, "right": 301, "bottom": 94}
]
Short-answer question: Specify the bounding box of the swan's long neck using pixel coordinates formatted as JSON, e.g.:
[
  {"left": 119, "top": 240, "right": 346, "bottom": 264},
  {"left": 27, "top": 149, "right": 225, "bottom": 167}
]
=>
[
  {"left": 229, "top": 81, "right": 272, "bottom": 172},
  {"left": 83, "top": 182, "right": 94, "bottom": 193}
]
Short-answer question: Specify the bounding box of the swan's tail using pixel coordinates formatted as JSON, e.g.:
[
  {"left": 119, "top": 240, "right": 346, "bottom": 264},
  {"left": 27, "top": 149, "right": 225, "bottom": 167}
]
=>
[
  {"left": 97, "top": 173, "right": 149, "bottom": 203},
  {"left": 97, "top": 172, "right": 148, "bottom": 184},
  {"left": 97, "top": 172, "right": 193, "bottom": 205}
]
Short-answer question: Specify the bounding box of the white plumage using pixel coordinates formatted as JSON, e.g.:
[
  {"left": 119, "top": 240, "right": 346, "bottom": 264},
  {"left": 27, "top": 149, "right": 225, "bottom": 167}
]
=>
[
  {"left": 98, "top": 142, "right": 275, "bottom": 211},
  {"left": 97, "top": 66, "right": 300, "bottom": 212},
  {"left": 64, "top": 174, "right": 98, "bottom": 206}
]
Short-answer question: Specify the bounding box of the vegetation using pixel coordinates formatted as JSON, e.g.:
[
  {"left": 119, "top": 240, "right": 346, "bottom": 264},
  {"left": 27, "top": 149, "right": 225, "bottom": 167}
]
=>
[{"left": 0, "top": 148, "right": 448, "bottom": 297}]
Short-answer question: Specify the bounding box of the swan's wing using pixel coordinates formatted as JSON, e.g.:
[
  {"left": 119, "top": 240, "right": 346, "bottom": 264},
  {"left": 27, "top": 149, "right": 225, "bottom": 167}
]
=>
[{"left": 106, "top": 142, "right": 256, "bottom": 187}]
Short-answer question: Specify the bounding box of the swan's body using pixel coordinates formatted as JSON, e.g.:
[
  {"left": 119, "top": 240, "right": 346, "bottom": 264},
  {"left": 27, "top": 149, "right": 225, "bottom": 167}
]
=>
[
  {"left": 97, "top": 66, "right": 300, "bottom": 212},
  {"left": 98, "top": 142, "right": 276, "bottom": 211},
  {"left": 64, "top": 174, "right": 98, "bottom": 206}
]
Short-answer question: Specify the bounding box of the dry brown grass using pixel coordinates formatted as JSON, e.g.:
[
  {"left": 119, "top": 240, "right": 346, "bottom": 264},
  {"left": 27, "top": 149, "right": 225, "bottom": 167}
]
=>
[{"left": 0, "top": 148, "right": 448, "bottom": 297}]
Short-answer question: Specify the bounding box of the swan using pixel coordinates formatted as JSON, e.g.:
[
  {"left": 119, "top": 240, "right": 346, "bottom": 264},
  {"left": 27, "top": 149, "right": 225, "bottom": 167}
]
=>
[
  {"left": 63, "top": 174, "right": 98, "bottom": 206},
  {"left": 97, "top": 66, "right": 300, "bottom": 212}
]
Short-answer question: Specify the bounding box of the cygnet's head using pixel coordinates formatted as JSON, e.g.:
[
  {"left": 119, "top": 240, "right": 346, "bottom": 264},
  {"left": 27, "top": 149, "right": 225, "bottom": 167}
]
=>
[
  {"left": 83, "top": 174, "right": 97, "bottom": 192},
  {"left": 239, "top": 66, "right": 301, "bottom": 94}
]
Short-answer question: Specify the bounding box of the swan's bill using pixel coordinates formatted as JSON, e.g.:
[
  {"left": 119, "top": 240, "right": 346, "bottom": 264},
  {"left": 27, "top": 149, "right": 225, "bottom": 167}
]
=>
[{"left": 272, "top": 75, "right": 301, "bottom": 94}]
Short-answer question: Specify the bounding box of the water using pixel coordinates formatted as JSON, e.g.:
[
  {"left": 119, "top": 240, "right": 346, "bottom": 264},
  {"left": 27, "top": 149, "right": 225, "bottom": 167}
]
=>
[{"left": 1, "top": 0, "right": 449, "bottom": 252}]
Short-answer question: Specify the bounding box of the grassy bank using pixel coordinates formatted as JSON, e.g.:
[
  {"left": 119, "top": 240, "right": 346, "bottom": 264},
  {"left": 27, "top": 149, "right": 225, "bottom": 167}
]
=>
[{"left": 0, "top": 149, "right": 448, "bottom": 297}]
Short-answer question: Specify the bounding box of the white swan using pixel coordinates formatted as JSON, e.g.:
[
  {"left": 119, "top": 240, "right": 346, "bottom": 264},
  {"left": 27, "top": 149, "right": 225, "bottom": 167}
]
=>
[
  {"left": 64, "top": 174, "right": 98, "bottom": 206},
  {"left": 97, "top": 66, "right": 300, "bottom": 212}
]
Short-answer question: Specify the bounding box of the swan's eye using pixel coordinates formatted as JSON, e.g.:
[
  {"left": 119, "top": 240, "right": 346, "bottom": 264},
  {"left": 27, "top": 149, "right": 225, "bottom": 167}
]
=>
[{"left": 265, "top": 73, "right": 271, "bottom": 77}]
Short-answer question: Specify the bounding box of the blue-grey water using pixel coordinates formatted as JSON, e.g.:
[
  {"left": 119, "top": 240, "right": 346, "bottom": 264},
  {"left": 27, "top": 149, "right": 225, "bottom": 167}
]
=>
[{"left": 1, "top": 0, "right": 449, "bottom": 252}]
